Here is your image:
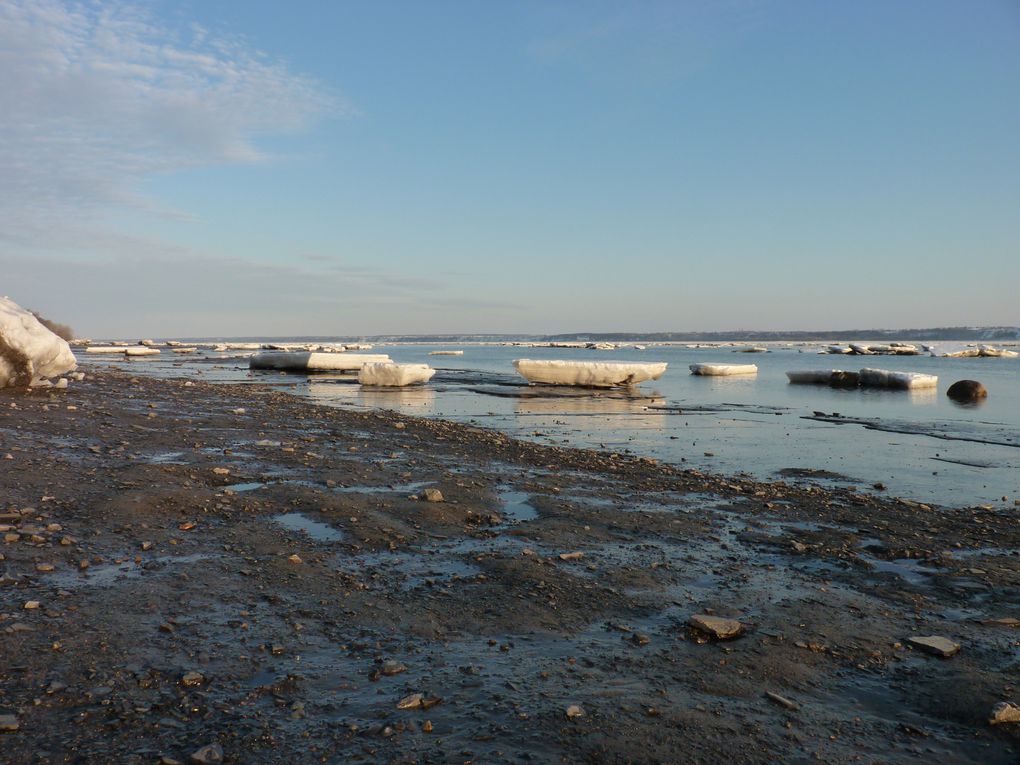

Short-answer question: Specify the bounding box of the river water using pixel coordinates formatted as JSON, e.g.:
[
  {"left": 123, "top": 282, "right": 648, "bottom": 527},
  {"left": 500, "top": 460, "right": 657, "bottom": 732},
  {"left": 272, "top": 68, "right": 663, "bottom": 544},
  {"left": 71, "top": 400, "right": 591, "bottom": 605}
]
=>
[{"left": 78, "top": 340, "right": 1020, "bottom": 509}]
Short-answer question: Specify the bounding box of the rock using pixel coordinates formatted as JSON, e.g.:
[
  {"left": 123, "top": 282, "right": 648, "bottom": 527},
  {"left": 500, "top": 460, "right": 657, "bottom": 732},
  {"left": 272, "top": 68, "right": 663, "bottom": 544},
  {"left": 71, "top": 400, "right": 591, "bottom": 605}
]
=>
[
  {"left": 688, "top": 614, "right": 744, "bottom": 640},
  {"left": 397, "top": 693, "right": 423, "bottom": 710},
  {"left": 764, "top": 690, "right": 798, "bottom": 710},
  {"left": 181, "top": 671, "right": 204, "bottom": 687},
  {"left": 990, "top": 702, "right": 1020, "bottom": 725},
  {"left": 565, "top": 704, "right": 585, "bottom": 719},
  {"left": 380, "top": 660, "right": 407, "bottom": 676},
  {"left": 188, "top": 743, "right": 223, "bottom": 764},
  {"left": 287, "top": 554, "right": 303, "bottom": 564},
  {"left": 947, "top": 379, "right": 987, "bottom": 402},
  {"left": 24, "top": 600, "right": 40, "bottom": 609},
  {"left": 906, "top": 635, "right": 960, "bottom": 658},
  {"left": 0, "top": 713, "right": 19, "bottom": 731},
  {"left": 422, "top": 488, "right": 444, "bottom": 503},
  {"left": 980, "top": 617, "right": 1020, "bottom": 627},
  {"left": 211, "top": 467, "right": 230, "bottom": 475},
  {"left": 558, "top": 551, "right": 585, "bottom": 561},
  {"left": 422, "top": 719, "right": 433, "bottom": 733}
]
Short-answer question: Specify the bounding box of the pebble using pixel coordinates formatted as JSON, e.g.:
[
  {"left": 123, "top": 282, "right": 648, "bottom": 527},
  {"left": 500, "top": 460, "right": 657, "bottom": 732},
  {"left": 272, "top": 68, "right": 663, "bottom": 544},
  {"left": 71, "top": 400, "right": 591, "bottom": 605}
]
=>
[
  {"left": 288, "top": 554, "right": 303, "bottom": 564},
  {"left": 181, "top": 671, "right": 204, "bottom": 687},
  {"left": 380, "top": 660, "right": 407, "bottom": 676},
  {"left": 906, "top": 635, "right": 960, "bottom": 658},
  {"left": 688, "top": 614, "right": 744, "bottom": 640},
  {"left": 24, "top": 600, "right": 40, "bottom": 609},
  {"left": 212, "top": 467, "right": 230, "bottom": 475},
  {"left": 397, "top": 693, "right": 424, "bottom": 710},
  {"left": 990, "top": 702, "right": 1020, "bottom": 725},
  {"left": 422, "top": 488, "right": 444, "bottom": 503},
  {"left": 565, "top": 705, "right": 585, "bottom": 719},
  {"left": 188, "top": 743, "right": 223, "bottom": 764},
  {"left": 0, "top": 713, "right": 19, "bottom": 731},
  {"left": 558, "top": 551, "right": 585, "bottom": 561}
]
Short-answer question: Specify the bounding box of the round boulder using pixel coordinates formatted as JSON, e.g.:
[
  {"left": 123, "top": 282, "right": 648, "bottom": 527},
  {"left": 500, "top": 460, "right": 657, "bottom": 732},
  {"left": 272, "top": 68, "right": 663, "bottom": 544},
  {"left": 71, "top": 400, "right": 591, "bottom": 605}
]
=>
[{"left": 947, "top": 379, "right": 987, "bottom": 402}]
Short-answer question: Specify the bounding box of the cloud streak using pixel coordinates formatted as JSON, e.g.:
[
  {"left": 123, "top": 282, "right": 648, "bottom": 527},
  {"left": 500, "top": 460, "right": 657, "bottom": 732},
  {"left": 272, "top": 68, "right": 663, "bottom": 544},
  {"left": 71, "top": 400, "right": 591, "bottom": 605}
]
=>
[{"left": 0, "top": 0, "right": 339, "bottom": 251}]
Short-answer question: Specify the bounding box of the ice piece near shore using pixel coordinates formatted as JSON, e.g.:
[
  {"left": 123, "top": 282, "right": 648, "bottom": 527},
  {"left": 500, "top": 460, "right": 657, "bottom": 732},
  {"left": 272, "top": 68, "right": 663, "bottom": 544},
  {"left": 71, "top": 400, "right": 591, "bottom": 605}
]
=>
[
  {"left": 0, "top": 297, "right": 77, "bottom": 388},
  {"left": 858, "top": 368, "right": 938, "bottom": 390},
  {"left": 429, "top": 350, "right": 464, "bottom": 356},
  {"left": 125, "top": 347, "right": 160, "bottom": 356},
  {"left": 786, "top": 370, "right": 860, "bottom": 388},
  {"left": 512, "top": 359, "right": 668, "bottom": 388},
  {"left": 689, "top": 363, "right": 758, "bottom": 376},
  {"left": 358, "top": 362, "right": 435, "bottom": 387},
  {"left": 85, "top": 346, "right": 129, "bottom": 354},
  {"left": 249, "top": 351, "right": 391, "bottom": 372}
]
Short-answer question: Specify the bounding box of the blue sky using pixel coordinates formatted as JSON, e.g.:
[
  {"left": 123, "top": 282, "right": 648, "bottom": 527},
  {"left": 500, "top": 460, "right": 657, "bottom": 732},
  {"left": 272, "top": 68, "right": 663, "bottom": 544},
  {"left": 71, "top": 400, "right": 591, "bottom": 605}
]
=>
[{"left": 3, "top": 0, "right": 1018, "bottom": 337}]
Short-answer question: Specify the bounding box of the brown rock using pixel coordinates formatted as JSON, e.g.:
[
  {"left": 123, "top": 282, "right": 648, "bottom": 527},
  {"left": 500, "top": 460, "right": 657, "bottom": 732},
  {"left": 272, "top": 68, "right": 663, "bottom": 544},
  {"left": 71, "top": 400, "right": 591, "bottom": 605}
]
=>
[
  {"left": 990, "top": 702, "right": 1020, "bottom": 725},
  {"left": 906, "top": 635, "right": 960, "bottom": 658},
  {"left": 947, "top": 379, "right": 987, "bottom": 402},
  {"left": 688, "top": 614, "right": 744, "bottom": 640}
]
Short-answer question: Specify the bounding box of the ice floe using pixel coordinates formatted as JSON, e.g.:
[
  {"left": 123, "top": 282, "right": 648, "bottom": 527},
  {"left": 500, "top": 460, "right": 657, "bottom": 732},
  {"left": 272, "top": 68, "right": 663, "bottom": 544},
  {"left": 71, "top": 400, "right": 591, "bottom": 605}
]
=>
[
  {"left": 512, "top": 359, "right": 668, "bottom": 388},
  {"left": 358, "top": 363, "right": 435, "bottom": 387},
  {"left": 858, "top": 368, "right": 938, "bottom": 390},
  {"left": 249, "top": 351, "right": 391, "bottom": 372},
  {"left": 689, "top": 363, "right": 758, "bottom": 376},
  {"left": 0, "top": 297, "right": 77, "bottom": 388}
]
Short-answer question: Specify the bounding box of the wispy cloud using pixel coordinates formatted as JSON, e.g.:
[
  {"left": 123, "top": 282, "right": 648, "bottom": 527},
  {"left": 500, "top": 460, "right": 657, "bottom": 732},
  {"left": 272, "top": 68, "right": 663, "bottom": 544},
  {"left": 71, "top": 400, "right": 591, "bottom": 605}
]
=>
[{"left": 0, "top": 0, "right": 339, "bottom": 251}]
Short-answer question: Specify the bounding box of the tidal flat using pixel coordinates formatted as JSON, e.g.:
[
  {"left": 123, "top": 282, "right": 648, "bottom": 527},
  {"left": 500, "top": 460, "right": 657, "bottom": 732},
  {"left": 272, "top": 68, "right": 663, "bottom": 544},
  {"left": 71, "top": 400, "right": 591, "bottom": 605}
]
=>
[{"left": 2, "top": 370, "right": 1019, "bottom": 764}]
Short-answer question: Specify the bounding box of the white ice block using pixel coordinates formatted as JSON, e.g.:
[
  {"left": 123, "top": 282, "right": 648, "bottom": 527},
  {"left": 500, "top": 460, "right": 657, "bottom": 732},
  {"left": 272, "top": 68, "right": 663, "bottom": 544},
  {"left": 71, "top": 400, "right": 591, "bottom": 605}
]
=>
[{"left": 512, "top": 359, "right": 667, "bottom": 387}]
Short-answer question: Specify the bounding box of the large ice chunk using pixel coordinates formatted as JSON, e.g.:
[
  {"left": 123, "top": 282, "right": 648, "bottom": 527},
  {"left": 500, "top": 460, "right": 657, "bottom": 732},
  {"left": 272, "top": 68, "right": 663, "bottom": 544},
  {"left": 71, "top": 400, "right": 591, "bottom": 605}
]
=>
[
  {"left": 689, "top": 363, "right": 758, "bottom": 376},
  {"left": 249, "top": 351, "right": 391, "bottom": 372},
  {"left": 358, "top": 363, "right": 435, "bottom": 387},
  {"left": 0, "top": 297, "right": 77, "bottom": 387},
  {"left": 858, "top": 368, "right": 938, "bottom": 389},
  {"left": 512, "top": 359, "right": 667, "bottom": 387}
]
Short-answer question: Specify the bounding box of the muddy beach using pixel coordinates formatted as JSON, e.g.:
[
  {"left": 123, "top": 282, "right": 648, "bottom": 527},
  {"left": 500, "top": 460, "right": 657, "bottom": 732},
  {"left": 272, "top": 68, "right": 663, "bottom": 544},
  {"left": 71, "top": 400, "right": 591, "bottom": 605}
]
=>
[{"left": 2, "top": 369, "right": 1019, "bottom": 764}]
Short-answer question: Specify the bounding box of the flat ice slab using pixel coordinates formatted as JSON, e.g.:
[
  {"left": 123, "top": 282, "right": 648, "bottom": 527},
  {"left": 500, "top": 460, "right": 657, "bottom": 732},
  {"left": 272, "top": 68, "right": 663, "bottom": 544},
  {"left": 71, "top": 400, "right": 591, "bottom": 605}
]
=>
[
  {"left": 512, "top": 359, "right": 668, "bottom": 387},
  {"left": 859, "top": 368, "right": 938, "bottom": 390},
  {"left": 249, "top": 352, "right": 391, "bottom": 372},
  {"left": 358, "top": 362, "right": 435, "bottom": 387},
  {"left": 85, "top": 346, "right": 130, "bottom": 354},
  {"left": 689, "top": 363, "right": 758, "bottom": 376},
  {"left": 0, "top": 296, "right": 77, "bottom": 387},
  {"left": 428, "top": 350, "right": 464, "bottom": 356}
]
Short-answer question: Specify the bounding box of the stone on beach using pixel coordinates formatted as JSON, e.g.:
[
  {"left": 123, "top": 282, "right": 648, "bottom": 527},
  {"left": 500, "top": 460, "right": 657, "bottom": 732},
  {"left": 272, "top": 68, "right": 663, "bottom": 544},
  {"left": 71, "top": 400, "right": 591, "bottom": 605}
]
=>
[
  {"left": 687, "top": 614, "right": 744, "bottom": 640},
  {"left": 947, "top": 379, "right": 987, "bottom": 402},
  {"left": 0, "top": 296, "right": 77, "bottom": 388},
  {"left": 188, "top": 743, "right": 223, "bottom": 764},
  {"left": 990, "top": 702, "right": 1020, "bottom": 725},
  {"left": 906, "top": 635, "right": 960, "bottom": 657}
]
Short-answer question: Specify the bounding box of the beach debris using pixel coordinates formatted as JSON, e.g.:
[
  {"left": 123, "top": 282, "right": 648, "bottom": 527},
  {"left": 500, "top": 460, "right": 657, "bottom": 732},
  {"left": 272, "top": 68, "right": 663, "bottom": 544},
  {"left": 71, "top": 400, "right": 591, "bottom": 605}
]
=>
[
  {"left": 358, "top": 362, "right": 435, "bottom": 387},
  {"left": 565, "top": 704, "right": 585, "bottom": 719},
  {"left": 989, "top": 702, "right": 1020, "bottom": 725},
  {"left": 187, "top": 743, "right": 223, "bottom": 764},
  {"left": 906, "top": 635, "right": 960, "bottom": 658},
  {"left": 422, "top": 488, "right": 444, "bottom": 503},
  {"left": 0, "top": 296, "right": 77, "bottom": 388},
  {"left": 947, "top": 379, "right": 987, "bottom": 402},
  {"left": 688, "top": 614, "right": 744, "bottom": 640},
  {"left": 765, "top": 691, "right": 799, "bottom": 710},
  {"left": 181, "top": 671, "right": 204, "bottom": 687}
]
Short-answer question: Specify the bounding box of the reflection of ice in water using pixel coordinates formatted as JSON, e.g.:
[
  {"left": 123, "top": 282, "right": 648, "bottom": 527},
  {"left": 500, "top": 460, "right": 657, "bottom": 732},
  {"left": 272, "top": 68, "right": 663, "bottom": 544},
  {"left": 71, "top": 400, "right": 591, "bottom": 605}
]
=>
[
  {"left": 514, "top": 390, "right": 664, "bottom": 416},
  {"left": 306, "top": 381, "right": 436, "bottom": 414}
]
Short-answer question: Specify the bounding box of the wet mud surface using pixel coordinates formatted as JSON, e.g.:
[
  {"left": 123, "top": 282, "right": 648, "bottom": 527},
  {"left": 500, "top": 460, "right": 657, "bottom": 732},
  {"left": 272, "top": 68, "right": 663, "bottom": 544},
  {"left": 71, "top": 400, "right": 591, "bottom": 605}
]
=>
[{"left": 2, "top": 370, "right": 1020, "bottom": 764}]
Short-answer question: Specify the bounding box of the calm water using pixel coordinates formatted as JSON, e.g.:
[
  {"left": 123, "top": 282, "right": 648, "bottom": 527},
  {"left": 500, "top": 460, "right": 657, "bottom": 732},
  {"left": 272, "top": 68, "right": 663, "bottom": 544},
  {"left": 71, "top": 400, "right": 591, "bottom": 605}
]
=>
[{"left": 79, "top": 341, "right": 1020, "bottom": 509}]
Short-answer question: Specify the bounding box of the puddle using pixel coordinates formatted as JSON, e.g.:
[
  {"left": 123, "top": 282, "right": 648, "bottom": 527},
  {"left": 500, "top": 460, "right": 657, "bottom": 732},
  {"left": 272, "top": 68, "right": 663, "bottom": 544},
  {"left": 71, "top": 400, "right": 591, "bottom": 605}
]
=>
[
  {"left": 497, "top": 488, "right": 538, "bottom": 524},
  {"left": 856, "top": 551, "right": 941, "bottom": 586},
  {"left": 46, "top": 553, "right": 214, "bottom": 588},
  {"left": 145, "top": 451, "right": 187, "bottom": 465},
  {"left": 273, "top": 513, "right": 345, "bottom": 542},
  {"left": 333, "top": 481, "right": 430, "bottom": 495}
]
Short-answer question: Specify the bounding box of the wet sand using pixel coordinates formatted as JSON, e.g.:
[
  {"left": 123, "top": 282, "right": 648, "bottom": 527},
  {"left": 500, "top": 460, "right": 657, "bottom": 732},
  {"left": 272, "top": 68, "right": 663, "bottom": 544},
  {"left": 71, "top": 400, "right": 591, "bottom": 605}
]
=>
[{"left": 2, "top": 369, "right": 1019, "bottom": 764}]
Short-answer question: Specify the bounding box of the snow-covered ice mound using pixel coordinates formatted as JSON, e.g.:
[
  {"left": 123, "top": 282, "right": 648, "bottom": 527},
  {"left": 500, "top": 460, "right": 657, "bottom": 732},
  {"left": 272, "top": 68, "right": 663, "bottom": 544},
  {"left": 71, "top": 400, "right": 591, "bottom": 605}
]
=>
[
  {"left": 358, "top": 363, "right": 435, "bottom": 387},
  {"left": 249, "top": 352, "right": 391, "bottom": 372},
  {"left": 0, "top": 297, "right": 77, "bottom": 388},
  {"left": 689, "top": 363, "right": 758, "bottom": 376},
  {"left": 858, "top": 368, "right": 938, "bottom": 390},
  {"left": 512, "top": 359, "right": 668, "bottom": 387}
]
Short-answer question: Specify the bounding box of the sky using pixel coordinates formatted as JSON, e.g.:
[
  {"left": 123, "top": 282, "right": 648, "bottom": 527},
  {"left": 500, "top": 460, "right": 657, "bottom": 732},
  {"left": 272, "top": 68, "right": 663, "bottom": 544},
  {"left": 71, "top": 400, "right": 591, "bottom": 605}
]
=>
[{"left": 2, "top": 0, "right": 1018, "bottom": 338}]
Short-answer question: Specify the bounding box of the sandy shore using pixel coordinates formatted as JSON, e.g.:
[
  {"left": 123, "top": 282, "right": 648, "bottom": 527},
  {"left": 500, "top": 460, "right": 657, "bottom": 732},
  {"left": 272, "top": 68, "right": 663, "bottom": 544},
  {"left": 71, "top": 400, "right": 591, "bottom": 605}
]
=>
[{"left": 2, "top": 369, "right": 1019, "bottom": 763}]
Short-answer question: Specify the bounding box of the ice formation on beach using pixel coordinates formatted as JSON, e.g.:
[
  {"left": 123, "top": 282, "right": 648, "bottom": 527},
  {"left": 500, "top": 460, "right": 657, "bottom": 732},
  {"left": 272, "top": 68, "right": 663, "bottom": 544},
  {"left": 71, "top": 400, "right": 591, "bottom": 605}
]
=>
[
  {"left": 0, "top": 297, "right": 77, "bottom": 388},
  {"left": 934, "top": 345, "right": 1019, "bottom": 359},
  {"left": 358, "top": 363, "right": 435, "bottom": 387},
  {"left": 689, "top": 363, "right": 758, "bottom": 376},
  {"left": 512, "top": 359, "right": 668, "bottom": 388},
  {"left": 858, "top": 368, "right": 938, "bottom": 390},
  {"left": 249, "top": 351, "right": 391, "bottom": 372}
]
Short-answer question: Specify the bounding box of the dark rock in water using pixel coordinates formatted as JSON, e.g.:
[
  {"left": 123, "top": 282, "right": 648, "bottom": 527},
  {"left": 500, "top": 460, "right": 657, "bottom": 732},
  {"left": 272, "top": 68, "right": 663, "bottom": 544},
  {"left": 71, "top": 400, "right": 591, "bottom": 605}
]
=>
[
  {"left": 829, "top": 371, "right": 859, "bottom": 388},
  {"left": 947, "top": 380, "right": 987, "bottom": 402}
]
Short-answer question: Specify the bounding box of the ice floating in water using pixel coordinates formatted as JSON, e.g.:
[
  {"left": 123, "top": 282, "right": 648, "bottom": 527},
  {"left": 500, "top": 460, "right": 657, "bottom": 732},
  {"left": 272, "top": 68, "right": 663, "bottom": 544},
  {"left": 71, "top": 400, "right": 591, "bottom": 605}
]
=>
[
  {"left": 0, "top": 296, "right": 77, "bottom": 388},
  {"left": 428, "top": 350, "right": 464, "bottom": 356},
  {"left": 512, "top": 359, "right": 668, "bottom": 388},
  {"left": 786, "top": 370, "right": 860, "bottom": 387},
  {"left": 858, "top": 368, "right": 938, "bottom": 390},
  {"left": 125, "top": 347, "right": 160, "bottom": 356},
  {"left": 249, "top": 351, "right": 391, "bottom": 372},
  {"left": 936, "top": 345, "right": 1019, "bottom": 359},
  {"left": 85, "top": 346, "right": 129, "bottom": 354},
  {"left": 689, "top": 363, "right": 758, "bottom": 376},
  {"left": 358, "top": 362, "right": 435, "bottom": 387}
]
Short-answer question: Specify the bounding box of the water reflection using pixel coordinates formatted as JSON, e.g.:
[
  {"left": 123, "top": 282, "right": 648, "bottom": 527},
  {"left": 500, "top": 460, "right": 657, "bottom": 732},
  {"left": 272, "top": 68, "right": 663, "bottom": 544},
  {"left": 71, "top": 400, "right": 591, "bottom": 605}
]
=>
[{"left": 306, "top": 381, "right": 436, "bottom": 414}]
